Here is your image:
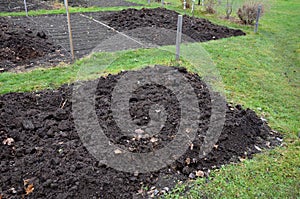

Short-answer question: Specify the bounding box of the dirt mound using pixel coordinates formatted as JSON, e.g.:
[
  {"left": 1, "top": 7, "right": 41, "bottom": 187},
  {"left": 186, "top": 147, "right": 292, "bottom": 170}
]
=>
[
  {"left": 0, "top": 18, "right": 68, "bottom": 72},
  {"left": 0, "top": 66, "right": 281, "bottom": 198},
  {"left": 102, "top": 8, "right": 246, "bottom": 42}
]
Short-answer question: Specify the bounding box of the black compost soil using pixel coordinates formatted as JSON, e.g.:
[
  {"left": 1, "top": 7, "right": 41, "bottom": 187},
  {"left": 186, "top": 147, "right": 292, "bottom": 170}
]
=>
[
  {"left": 6, "top": 8, "right": 245, "bottom": 71},
  {"left": 0, "top": 17, "right": 69, "bottom": 72},
  {"left": 57, "top": 0, "right": 140, "bottom": 7},
  {"left": 99, "top": 8, "right": 246, "bottom": 42},
  {"left": 10, "top": 13, "right": 118, "bottom": 63},
  {"left": 0, "top": 66, "right": 281, "bottom": 198},
  {"left": 0, "top": 0, "right": 139, "bottom": 12},
  {"left": 0, "top": 0, "right": 51, "bottom": 12}
]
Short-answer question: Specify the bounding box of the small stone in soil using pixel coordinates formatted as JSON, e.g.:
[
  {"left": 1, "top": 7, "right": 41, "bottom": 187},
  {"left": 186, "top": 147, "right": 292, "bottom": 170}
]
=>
[{"left": 189, "top": 173, "right": 195, "bottom": 179}]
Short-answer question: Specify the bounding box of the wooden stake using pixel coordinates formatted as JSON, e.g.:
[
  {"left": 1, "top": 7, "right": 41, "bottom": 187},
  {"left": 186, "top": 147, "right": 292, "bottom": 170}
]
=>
[
  {"left": 254, "top": 5, "right": 262, "bottom": 33},
  {"left": 64, "top": 0, "right": 75, "bottom": 60}
]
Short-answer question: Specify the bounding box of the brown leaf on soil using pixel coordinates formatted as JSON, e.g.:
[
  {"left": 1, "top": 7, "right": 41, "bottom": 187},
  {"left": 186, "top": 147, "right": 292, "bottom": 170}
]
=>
[
  {"left": 114, "top": 149, "right": 123, "bottom": 154},
  {"left": 24, "top": 179, "right": 34, "bottom": 195},
  {"left": 150, "top": 137, "right": 158, "bottom": 143},
  {"left": 25, "top": 184, "right": 34, "bottom": 195},
  {"left": 23, "top": 179, "right": 30, "bottom": 186},
  {"left": 190, "top": 143, "right": 194, "bottom": 150},
  {"left": 185, "top": 158, "right": 191, "bottom": 165},
  {"left": 195, "top": 170, "right": 205, "bottom": 177}
]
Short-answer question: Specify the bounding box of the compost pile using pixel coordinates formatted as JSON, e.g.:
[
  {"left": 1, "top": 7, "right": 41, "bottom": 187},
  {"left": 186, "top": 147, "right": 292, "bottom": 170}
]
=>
[
  {"left": 0, "top": 18, "right": 67, "bottom": 72},
  {"left": 101, "top": 8, "right": 246, "bottom": 42},
  {"left": 0, "top": 66, "right": 281, "bottom": 198}
]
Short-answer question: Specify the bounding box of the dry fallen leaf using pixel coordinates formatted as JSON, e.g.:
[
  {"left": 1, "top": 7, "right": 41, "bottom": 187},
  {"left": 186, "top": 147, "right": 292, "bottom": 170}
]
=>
[
  {"left": 239, "top": 157, "right": 246, "bottom": 162},
  {"left": 185, "top": 157, "right": 191, "bottom": 165},
  {"left": 190, "top": 143, "right": 194, "bottom": 150},
  {"left": 195, "top": 170, "right": 205, "bottom": 177},
  {"left": 150, "top": 137, "right": 158, "bottom": 143},
  {"left": 25, "top": 184, "right": 34, "bottom": 195},
  {"left": 9, "top": 187, "right": 17, "bottom": 194},
  {"left": 114, "top": 149, "right": 123, "bottom": 154},
  {"left": 23, "top": 179, "right": 30, "bottom": 186},
  {"left": 23, "top": 179, "right": 34, "bottom": 195}
]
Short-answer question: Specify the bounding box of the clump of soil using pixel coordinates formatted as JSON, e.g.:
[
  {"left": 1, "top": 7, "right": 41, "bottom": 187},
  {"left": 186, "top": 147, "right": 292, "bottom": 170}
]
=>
[
  {"left": 0, "top": 18, "right": 68, "bottom": 72},
  {"left": 0, "top": 66, "right": 281, "bottom": 198},
  {"left": 102, "top": 8, "right": 246, "bottom": 42}
]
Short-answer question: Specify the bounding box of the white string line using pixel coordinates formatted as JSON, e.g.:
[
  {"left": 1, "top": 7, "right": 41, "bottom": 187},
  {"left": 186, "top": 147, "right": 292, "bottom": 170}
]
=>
[
  {"left": 25, "top": 16, "right": 73, "bottom": 59},
  {"left": 80, "top": 13, "right": 145, "bottom": 46}
]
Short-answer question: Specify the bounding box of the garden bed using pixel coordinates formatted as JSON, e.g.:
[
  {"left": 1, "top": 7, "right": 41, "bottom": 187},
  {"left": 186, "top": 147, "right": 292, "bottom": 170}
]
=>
[
  {"left": 0, "top": 66, "right": 281, "bottom": 198},
  {"left": 0, "top": 0, "right": 140, "bottom": 12},
  {"left": 97, "top": 8, "right": 245, "bottom": 42},
  {"left": 0, "top": 0, "right": 51, "bottom": 12},
  {"left": 61, "top": 0, "right": 140, "bottom": 7},
  {"left": 0, "top": 17, "right": 69, "bottom": 72},
  {"left": 3, "top": 8, "right": 245, "bottom": 72}
]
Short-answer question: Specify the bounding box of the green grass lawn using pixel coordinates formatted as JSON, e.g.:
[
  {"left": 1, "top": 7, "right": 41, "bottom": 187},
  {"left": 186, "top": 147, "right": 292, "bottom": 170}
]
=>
[{"left": 0, "top": 0, "right": 299, "bottom": 198}]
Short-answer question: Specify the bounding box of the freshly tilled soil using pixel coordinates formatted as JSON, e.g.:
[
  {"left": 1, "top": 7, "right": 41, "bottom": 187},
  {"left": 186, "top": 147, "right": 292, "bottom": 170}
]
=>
[
  {"left": 0, "top": 66, "right": 281, "bottom": 198},
  {"left": 0, "top": 0, "right": 51, "bottom": 12},
  {"left": 0, "top": 17, "right": 69, "bottom": 72},
  {"left": 2, "top": 8, "right": 245, "bottom": 72},
  {"left": 0, "top": 0, "right": 139, "bottom": 12},
  {"left": 100, "top": 8, "right": 246, "bottom": 42}
]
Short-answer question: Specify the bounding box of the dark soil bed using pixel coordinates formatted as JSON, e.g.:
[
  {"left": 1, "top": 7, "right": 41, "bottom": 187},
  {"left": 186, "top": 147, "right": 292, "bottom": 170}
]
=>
[
  {"left": 0, "top": 17, "right": 69, "bottom": 72},
  {"left": 0, "top": 66, "right": 281, "bottom": 198},
  {"left": 0, "top": 0, "right": 51, "bottom": 12},
  {"left": 57, "top": 0, "right": 140, "bottom": 8},
  {"left": 0, "top": 0, "right": 139, "bottom": 12},
  {"left": 98, "top": 8, "right": 246, "bottom": 42},
  {"left": 4, "top": 8, "right": 245, "bottom": 72}
]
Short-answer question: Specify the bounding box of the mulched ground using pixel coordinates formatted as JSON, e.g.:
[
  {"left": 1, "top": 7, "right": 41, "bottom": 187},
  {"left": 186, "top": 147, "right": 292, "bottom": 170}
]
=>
[
  {"left": 0, "top": 17, "right": 69, "bottom": 72},
  {"left": 0, "top": 66, "right": 282, "bottom": 198}
]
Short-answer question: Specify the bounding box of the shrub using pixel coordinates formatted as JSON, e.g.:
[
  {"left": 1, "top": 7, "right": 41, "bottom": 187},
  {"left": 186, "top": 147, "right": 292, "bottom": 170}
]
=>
[
  {"left": 205, "top": 0, "right": 217, "bottom": 14},
  {"left": 181, "top": 0, "right": 192, "bottom": 9},
  {"left": 225, "top": 0, "right": 234, "bottom": 19},
  {"left": 237, "top": 1, "right": 265, "bottom": 24}
]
